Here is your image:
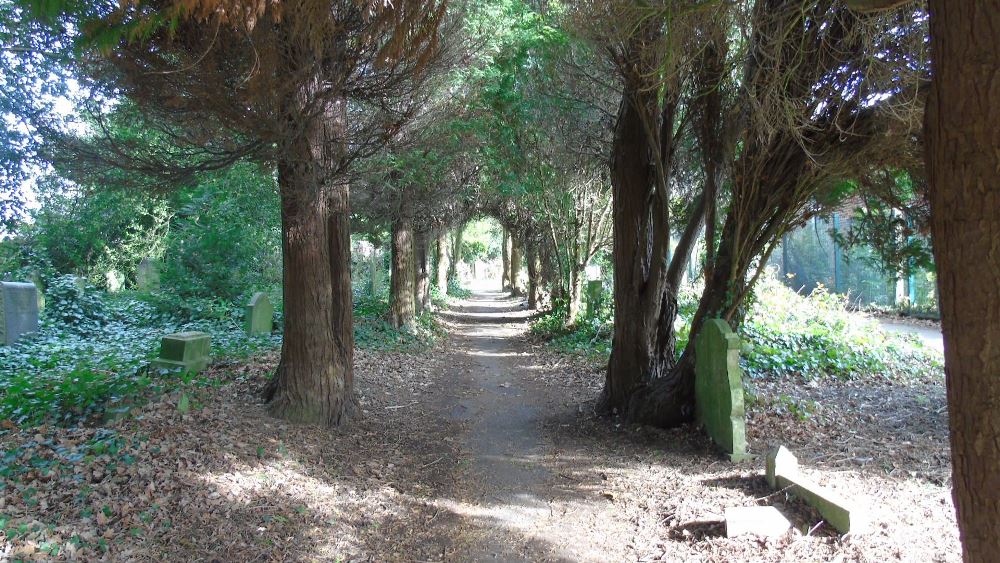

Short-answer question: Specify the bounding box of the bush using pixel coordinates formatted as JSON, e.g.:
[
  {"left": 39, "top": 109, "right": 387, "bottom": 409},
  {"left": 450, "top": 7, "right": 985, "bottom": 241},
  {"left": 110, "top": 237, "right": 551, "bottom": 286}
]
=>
[{"left": 44, "top": 275, "right": 109, "bottom": 329}]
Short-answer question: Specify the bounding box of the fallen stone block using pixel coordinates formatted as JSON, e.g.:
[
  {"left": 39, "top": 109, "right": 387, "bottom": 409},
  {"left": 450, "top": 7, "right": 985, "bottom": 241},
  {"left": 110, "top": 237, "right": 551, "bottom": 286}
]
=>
[
  {"left": 766, "top": 445, "right": 868, "bottom": 534},
  {"left": 151, "top": 331, "right": 211, "bottom": 373},
  {"left": 725, "top": 506, "right": 792, "bottom": 538}
]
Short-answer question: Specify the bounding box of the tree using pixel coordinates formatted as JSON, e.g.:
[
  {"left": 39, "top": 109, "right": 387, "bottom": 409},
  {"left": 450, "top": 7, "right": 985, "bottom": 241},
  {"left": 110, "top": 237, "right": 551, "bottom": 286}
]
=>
[
  {"left": 924, "top": 1, "right": 1000, "bottom": 559},
  {"left": 39, "top": 0, "right": 447, "bottom": 425},
  {"left": 574, "top": 0, "right": 927, "bottom": 425}
]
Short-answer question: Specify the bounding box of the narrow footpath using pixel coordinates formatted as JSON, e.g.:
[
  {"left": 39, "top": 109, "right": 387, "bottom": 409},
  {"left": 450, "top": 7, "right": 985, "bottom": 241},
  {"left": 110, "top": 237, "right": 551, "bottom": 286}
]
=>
[{"left": 432, "top": 289, "right": 625, "bottom": 561}]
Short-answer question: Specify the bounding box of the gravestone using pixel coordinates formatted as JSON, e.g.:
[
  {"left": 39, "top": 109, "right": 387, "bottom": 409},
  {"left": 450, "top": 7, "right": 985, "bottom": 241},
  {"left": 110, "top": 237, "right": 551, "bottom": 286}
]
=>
[
  {"left": 0, "top": 282, "right": 40, "bottom": 346},
  {"left": 695, "top": 318, "right": 749, "bottom": 461},
  {"left": 766, "top": 445, "right": 868, "bottom": 534},
  {"left": 245, "top": 292, "right": 274, "bottom": 336},
  {"left": 585, "top": 280, "right": 603, "bottom": 318},
  {"left": 151, "top": 331, "right": 211, "bottom": 373},
  {"left": 137, "top": 258, "right": 160, "bottom": 291},
  {"left": 105, "top": 270, "right": 124, "bottom": 293}
]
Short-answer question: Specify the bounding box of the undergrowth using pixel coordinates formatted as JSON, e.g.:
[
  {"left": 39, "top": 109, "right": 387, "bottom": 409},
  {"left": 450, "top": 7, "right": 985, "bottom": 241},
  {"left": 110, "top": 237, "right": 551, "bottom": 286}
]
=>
[
  {"left": 0, "top": 285, "right": 442, "bottom": 429},
  {"left": 532, "top": 272, "right": 942, "bottom": 381}
]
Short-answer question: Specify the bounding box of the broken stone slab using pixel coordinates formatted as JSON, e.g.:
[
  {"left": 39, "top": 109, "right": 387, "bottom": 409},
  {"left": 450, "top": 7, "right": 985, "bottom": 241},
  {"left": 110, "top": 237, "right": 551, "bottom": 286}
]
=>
[
  {"left": 245, "top": 292, "right": 274, "bottom": 336},
  {"left": 725, "top": 506, "right": 792, "bottom": 538},
  {"left": 0, "top": 282, "right": 40, "bottom": 346},
  {"left": 766, "top": 445, "right": 868, "bottom": 534},
  {"left": 695, "top": 318, "right": 750, "bottom": 461},
  {"left": 151, "top": 331, "right": 211, "bottom": 373}
]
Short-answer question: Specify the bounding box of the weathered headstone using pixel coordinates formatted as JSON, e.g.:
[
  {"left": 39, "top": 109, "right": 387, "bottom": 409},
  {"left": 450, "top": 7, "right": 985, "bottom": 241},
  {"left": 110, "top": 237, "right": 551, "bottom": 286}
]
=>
[
  {"left": 695, "top": 318, "right": 749, "bottom": 461},
  {"left": 151, "top": 331, "right": 211, "bottom": 373},
  {"left": 585, "top": 280, "right": 603, "bottom": 318},
  {"left": 245, "top": 292, "right": 274, "bottom": 336},
  {"left": 137, "top": 258, "right": 160, "bottom": 291},
  {"left": 766, "top": 446, "right": 868, "bottom": 534},
  {"left": 725, "top": 506, "right": 792, "bottom": 538},
  {"left": 105, "top": 270, "right": 124, "bottom": 293},
  {"left": 0, "top": 282, "right": 40, "bottom": 346}
]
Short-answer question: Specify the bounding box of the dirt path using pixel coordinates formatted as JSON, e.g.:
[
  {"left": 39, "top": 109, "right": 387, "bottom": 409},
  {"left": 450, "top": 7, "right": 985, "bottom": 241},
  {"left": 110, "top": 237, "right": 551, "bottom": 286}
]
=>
[
  {"left": 434, "top": 290, "right": 620, "bottom": 561},
  {"left": 0, "top": 290, "right": 960, "bottom": 561}
]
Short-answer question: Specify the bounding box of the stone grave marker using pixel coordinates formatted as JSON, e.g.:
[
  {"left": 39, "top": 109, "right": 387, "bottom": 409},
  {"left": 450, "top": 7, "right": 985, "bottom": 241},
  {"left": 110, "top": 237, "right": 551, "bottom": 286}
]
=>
[
  {"left": 137, "top": 258, "right": 160, "bottom": 291},
  {"left": 695, "top": 318, "right": 749, "bottom": 461},
  {"left": 151, "top": 331, "right": 211, "bottom": 373},
  {"left": 245, "top": 292, "right": 274, "bottom": 336},
  {"left": 766, "top": 445, "right": 868, "bottom": 534},
  {"left": 0, "top": 282, "right": 40, "bottom": 346}
]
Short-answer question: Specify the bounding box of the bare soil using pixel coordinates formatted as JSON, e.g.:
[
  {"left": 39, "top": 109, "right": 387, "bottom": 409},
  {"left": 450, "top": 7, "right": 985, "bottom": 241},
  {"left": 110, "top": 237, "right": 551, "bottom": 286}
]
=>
[{"left": 0, "top": 291, "right": 959, "bottom": 561}]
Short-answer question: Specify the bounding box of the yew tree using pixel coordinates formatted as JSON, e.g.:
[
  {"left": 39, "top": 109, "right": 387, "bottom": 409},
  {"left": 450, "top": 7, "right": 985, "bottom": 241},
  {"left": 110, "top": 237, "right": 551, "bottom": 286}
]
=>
[
  {"left": 52, "top": 0, "right": 447, "bottom": 425},
  {"left": 576, "top": 0, "right": 926, "bottom": 425},
  {"left": 923, "top": 0, "right": 1000, "bottom": 559}
]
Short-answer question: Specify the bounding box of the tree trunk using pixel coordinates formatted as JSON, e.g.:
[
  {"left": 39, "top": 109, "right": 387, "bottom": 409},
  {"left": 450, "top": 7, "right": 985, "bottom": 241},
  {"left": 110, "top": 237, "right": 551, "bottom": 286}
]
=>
[
  {"left": 449, "top": 225, "right": 464, "bottom": 283},
  {"left": 926, "top": 3, "right": 1000, "bottom": 559},
  {"left": 526, "top": 236, "right": 539, "bottom": 309},
  {"left": 414, "top": 230, "right": 431, "bottom": 313},
  {"left": 389, "top": 218, "right": 416, "bottom": 329},
  {"left": 368, "top": 245, "right": 381, "bottom": 297},
  {"left": 265, "top": 99, "right": 355, "bottom": 426},
  {"left": 501, "top": 228, "right": 511, "bottom": 291},
  {"left": 510, "top": 234, "right": 524, "bottom": 296},
  {"left": 567, "top": 265, "right": 583, "bottom": 323},
  {"left": 435, "top": 229, "right": 450, "bottom": 295},
  {"left": 599, "top": 74, "right": 679, "bottom": 419}
]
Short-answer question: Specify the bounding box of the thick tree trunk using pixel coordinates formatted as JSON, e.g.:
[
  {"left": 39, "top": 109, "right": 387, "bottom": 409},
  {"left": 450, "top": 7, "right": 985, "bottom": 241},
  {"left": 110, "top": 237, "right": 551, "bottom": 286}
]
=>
[
  {"left": 926, "top": 3, "right": 1000, "bottom": 559},
  {"left": 414, "top": 230, "right": 431, "bottom": 313},
  {"left": 510, "top": 234, "right": 524, "bottom": 296},
  {"left": 599, "top": 76, "right": 679, "bottom": 418},
  {"left": 265, "top": 101, "right": 355, "bottom": 426},
  {"left": 389, "top": 218, "right": 416, "bottom": 329},
  {"left": 435, "top": 230, "right": 450, "bottom": 295}
]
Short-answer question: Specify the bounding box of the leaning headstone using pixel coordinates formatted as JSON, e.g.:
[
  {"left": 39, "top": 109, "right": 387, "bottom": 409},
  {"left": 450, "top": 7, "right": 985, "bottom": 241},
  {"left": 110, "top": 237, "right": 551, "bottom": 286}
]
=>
[
  {"left": 725, "top": 506, "right": 792, "bottom": 538},
  {"left": 695, "top": 318, "right": 749, "bottom": 461},
  {"left": 0, "top": 282, "right": 40, "bottom": 346},
  {"left": 245, "top": 292, "right": 274, "bottom": 336},
  {"left": 137, "top": 258, "right": 160, "bottom": 291},
  {"left": 151, "top": 331, "right": 211, "bottom": 373},
  {"left": 766, "top": 446, "right": 868, "bottom": 534},
  {"left": 105, "top": 270, "right": 124, "bottom": 293}
]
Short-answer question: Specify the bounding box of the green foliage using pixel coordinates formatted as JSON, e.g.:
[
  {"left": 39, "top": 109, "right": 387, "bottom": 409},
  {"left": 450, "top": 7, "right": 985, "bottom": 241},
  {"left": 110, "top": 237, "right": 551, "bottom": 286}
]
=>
[
  {"left": 740, "top": 275, "right": 941, "bottom": 380},
  {"left": 352, "top": 293, "right": 441, "bottom": 351},
  {"left": 44, "top": 275, "right": 109, "bottom": 329},
  {"left": 0, "top": 294, "right": 279, "bottom": 427},
  {"left": 160, "top": 163, "right": 281, "bottom": 301},
  {"left": 447, "top": 278, "right": 471, "bottom": 299},
  {"left": 2, "top": 176, "right": 171, "bottom": 287},
  {"left": 534, "top": 272, "right": 942, "bottom": 381}
]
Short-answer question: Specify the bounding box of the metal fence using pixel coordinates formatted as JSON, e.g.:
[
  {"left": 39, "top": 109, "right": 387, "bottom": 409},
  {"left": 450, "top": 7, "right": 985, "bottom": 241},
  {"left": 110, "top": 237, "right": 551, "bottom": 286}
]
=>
[{"left": 767, "top": 214, "right": 938, "bottom": 315}]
